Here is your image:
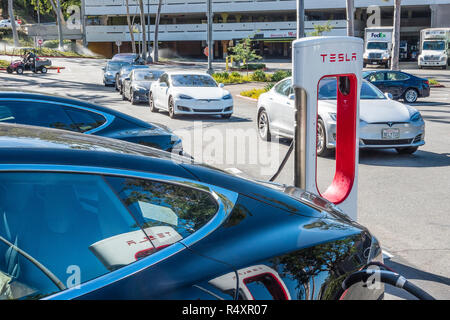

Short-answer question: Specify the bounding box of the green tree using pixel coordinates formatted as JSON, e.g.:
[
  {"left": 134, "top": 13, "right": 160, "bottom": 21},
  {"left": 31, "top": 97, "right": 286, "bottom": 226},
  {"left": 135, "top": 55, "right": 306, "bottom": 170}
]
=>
[
  {"left": 307, "top": 21, "right": 334, "bottom": 36},
  {"left": 229, "top": 36, "right": 262, "bottom": 75}
]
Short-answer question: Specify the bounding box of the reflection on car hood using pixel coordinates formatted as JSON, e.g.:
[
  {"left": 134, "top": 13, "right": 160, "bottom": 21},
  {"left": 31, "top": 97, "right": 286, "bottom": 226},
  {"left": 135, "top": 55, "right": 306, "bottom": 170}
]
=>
[
  {"left": 172, "top": 87, "right": 227, "bottom": 99},
  {"left": 134, "top": 81, "right": 152, "bottom": 89},
  {"left": 320, "top": 99, "right": 411, "bottom": 123}
]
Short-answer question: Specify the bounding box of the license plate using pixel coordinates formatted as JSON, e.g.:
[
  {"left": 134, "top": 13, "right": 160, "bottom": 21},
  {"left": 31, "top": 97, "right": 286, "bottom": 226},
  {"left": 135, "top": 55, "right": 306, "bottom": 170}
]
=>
[
  {"left": 371, "top": 61, "right": 378, "bottom": 65},
  {"left": 382, "top": 128, "right": 400, "bottom": 139}
]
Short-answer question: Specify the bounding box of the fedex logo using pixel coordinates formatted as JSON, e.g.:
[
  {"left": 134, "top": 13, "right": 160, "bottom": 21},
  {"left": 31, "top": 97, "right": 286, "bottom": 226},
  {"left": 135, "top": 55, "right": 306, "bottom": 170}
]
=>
[
  {"left": 371, "top": 32, "right": 386, "bottom": 38},
  {"left": 321, "top": 53, "right": 357, "bottom": 63}
]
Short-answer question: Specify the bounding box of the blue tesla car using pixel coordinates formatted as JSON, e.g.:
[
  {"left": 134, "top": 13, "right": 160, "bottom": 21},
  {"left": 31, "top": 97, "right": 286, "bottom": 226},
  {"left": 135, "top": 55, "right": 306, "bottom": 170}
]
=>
[
  {"left": 0, "top": 123, "right": 384, "bottom": 300},
  {"left": 0, "top": 91, "right": 183, "bottom": 153}
]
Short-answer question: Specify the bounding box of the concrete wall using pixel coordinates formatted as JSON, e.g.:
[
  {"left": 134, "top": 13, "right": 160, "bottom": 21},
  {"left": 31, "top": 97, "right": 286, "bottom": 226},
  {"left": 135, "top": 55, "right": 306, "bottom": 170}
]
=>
[{"left": 431, "top": 4, "right": 450, "bottom": 27}]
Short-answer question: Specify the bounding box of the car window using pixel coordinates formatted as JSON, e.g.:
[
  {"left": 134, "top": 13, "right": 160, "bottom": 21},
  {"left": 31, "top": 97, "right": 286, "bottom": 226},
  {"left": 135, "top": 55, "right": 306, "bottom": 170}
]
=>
[
  {"left": 105, "top": 176, "right": 219, "bottom": 240},
  {"left": 0, "top": 172, "right": 154, "bottom": 299},
  {"left": 367, "top": 72, "right": 385, "bottom": 82},
  {"left": 0, "top": 101, "right": 78, "bottom": 131},
  {"left": 171, "top": 75, "right": 217, "bottom": 87},
  {"left": 134, "top": 70, "right": 163, "bottom": 81},
  {"left": 274, "top": 79, "right": 291, "bottom": 96},
  {"left": 64, "top": 107, "right": 107, "bottom": 133},
  {"left": 386, "top": 72, "right": 409, "bottom": 81},
  {"left": 318, "top": 78, "right": 385, "bottom": 100},
  {"left": 160, "top": 73, "right": 169, "bottom": 85}
]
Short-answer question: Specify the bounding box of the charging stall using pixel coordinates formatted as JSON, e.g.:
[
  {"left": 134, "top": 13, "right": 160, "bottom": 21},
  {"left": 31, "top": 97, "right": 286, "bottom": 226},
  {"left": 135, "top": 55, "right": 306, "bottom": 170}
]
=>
[{"left": 292, "top": 37, "right": 363, "bottom": 221}]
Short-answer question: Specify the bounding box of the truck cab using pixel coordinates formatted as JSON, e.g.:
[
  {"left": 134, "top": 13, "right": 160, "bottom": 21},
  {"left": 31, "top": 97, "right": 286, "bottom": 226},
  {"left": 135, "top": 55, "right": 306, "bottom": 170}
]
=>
[
  {"left": 418, "top": 28, "right": 450, "bottom": 69},
  {"left": 363, "top": 27, "right": 393, "bottom": 68}
]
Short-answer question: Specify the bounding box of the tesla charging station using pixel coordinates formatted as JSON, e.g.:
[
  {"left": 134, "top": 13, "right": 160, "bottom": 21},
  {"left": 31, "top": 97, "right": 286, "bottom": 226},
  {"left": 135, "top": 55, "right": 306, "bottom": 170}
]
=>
[{"left": 292, "top": 37, "right": 363, "bottom": 221}]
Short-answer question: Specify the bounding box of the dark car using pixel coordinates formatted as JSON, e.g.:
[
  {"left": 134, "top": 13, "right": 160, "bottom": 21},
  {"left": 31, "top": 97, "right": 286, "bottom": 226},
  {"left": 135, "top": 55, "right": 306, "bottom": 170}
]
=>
[
  {"left": 102, "top": 60, "right": 131, "bottom": 86},
  {"left": 363, "top": 70, "right": 430, "bottom": 103},
  {"left": 115, "top": 65, "right": 149, "bottom": 93},
  {"left": 122, "top": 69, "right": 164, "bottom": 104},
  {"left": 0, "top": 91, "right": 183, "bottom": 153},
  {"left": 111, "top": 53, "right": 143, "bottom": 65},
  {"left": 0, "top": 123, "right": 384, "bottom": 300}
]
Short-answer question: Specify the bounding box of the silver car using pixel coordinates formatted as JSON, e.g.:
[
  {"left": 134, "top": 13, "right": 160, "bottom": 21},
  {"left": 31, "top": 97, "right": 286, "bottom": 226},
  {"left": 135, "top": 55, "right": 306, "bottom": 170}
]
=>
[{"left": 257, "top": 77, "right": 425, "bottom": 156}]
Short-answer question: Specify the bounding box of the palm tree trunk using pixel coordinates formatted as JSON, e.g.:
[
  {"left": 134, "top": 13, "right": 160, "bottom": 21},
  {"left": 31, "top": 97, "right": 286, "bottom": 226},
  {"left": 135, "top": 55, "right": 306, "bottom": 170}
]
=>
[
  {"left": 7, "top": 0, "right": 19, "bottom": 47},
  {"left": 48, "top": 0, "right": 65, "bottom": 49},
  {"left": 154, "top": 0, "right": 162, "bottom": 62},
  {"left": 391, "top": 0, "right": 402, "bottom": 70},
  {"left": 138, "top": 0, "right": 147, "bottom": 59},
  {"left": 346, "top": 0, "right": 354, "bottom": 36},
  {"left": 125, "top": 0, "right": 136, "bottom": 54}
]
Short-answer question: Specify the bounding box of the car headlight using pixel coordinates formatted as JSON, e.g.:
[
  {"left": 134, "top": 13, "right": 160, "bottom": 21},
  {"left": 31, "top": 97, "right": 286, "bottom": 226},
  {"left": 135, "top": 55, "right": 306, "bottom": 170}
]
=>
[
  {"left": 441, "top": 56, "right": 447, "bottom": 62},
  {"left": 222, "top": 93, "right": 232, "bottom": 100},
  {"left": 382, "top": 53, "right": 390, "bottom": 59},
  {"left": 410, "top": 112, "right": 422, "bottom": 122},
  {"left": 177, "top": 94, "right": 193, "bottom": 100},
  {"left": 329, "top": 113, "right": 337, "bottom": 121},
  {"left": 134, "top": 85, "right": 147, "bottom": 91},
  {"left": 363, "top": 52, "right": 368, "bottom": 59}
]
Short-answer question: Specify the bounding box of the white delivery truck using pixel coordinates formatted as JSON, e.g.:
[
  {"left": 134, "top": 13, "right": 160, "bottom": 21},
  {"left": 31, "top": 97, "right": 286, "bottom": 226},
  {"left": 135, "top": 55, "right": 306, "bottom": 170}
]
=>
[
  {"left": 363, "top": 27, "right": 393, "bottom": 68},
  {"left": 418, "top": 28, "right": 450, "bottom": 69}
]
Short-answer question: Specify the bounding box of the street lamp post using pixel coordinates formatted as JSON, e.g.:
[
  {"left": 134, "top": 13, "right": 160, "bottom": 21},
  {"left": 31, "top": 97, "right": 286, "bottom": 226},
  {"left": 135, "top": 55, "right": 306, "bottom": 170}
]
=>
[{"left": 297, "top": 0, "right": 305, "bottom": 38}]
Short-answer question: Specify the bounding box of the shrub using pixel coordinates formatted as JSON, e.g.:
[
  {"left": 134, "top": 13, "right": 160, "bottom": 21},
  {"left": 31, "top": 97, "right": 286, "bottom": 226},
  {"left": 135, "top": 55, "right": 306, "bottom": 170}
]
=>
[
  {"left": 250, "top": 69, "right": 268, "bottom": 82},
  {"left": 241, "top": 63, "right": 266, "bottom": 70},
  {"left": 240, "top": 88, "right": 268, "bottom": 100},
  {"left": 264, "top": 82, "right": 275, "bottom": 91},
  {"left": 270, "top": 70, "right": 292, "bottom": 82}
]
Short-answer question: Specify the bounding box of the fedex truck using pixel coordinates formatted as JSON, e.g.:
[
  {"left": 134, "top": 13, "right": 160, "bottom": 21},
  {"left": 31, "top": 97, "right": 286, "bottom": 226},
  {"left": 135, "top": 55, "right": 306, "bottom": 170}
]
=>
[
  {"left": 363, "top": 27, "right": 393, "bottom": 68},
  {"left": 418, "top": 28, "right": 450, "bottom": 69}
]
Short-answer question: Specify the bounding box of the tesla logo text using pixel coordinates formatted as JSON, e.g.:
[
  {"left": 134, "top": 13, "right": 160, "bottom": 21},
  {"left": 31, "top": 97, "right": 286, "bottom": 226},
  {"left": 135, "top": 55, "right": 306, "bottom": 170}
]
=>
[
  {"left": 321, "top": 53, "right": 357, "bottom": 63},
  {"left": 126, "top": 231, "right": 173, "bottom": 246}
]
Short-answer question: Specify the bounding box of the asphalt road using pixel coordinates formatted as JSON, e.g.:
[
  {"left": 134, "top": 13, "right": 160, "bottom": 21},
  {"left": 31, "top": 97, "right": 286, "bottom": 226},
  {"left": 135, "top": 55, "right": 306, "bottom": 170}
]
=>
[{"left": 1, "top": 56, "right": 449, "bottom": 299}]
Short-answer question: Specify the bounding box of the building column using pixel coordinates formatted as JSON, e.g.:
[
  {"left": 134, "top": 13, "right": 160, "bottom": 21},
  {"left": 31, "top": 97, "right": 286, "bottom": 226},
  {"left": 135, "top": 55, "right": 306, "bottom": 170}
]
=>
[
  {"left": 214, "top": 40, "right": 219, "bottom": 58},
  {"left": 235, "top": 14, "right": 242, "bottom": 23},
  {"left": 221, "top": 13, "right": 229, "bottom": 23},
  {"left": 222, "top": 40, "right": 228, "bottom": 58}
]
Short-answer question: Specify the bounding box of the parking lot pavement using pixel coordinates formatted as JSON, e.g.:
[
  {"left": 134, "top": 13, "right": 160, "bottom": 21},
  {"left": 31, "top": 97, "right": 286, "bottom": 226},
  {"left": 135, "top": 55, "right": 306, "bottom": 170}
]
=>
[{"left": 0, "top": 56, "right": 449, "bottom": 299}]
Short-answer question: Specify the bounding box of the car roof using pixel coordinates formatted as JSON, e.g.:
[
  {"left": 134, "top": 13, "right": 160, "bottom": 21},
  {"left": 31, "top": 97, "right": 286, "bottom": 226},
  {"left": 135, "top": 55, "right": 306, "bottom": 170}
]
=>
[
  {"left": 166, "top": 71, "right": 211, "bottom": 76},
  {"left": 0, "top": 123, "right": 194, "bottom": 178},
  {"left": 0, "top": 90, "right": 153, "bottom": 129}
]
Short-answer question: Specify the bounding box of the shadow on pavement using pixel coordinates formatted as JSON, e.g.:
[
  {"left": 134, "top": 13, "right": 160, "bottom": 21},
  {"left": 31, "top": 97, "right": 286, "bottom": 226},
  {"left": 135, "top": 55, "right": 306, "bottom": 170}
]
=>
[{"left": 359, "top": 149, "right": 450, "bottom": 168}]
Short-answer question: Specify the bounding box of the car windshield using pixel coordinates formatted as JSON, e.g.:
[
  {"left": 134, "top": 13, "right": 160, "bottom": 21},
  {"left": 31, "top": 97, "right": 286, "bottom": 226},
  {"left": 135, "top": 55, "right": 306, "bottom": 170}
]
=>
[
  {"left": 106, "top": 62, "right": 129, "bottom": 72},
  {"left": 135, "top": 70, "right": 163, "bottom": 81},
  {"left": 318, "top": 78, "right": 386, "bottom": 100},
  {"left": 171, "top": 74, "right": 217, "bottom": 87},
  {"left": 367, "top": 42, "right": 388, "bottom": 50},
  {"left": 120, "top": 66, "right": 134, "bottom": 75},
  {"left": 423, "top": 41, "right": 445, "bottom": 51}
]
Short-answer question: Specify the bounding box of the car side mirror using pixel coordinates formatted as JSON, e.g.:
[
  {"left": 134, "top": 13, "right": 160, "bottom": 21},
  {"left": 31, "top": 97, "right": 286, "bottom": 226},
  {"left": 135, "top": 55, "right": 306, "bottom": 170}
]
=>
[
  {"left": 102, "top": 67, "right": 106, "bottom": 71},
  {"left": 124, "top": 77, "right": 130, "bottom": 81},
  {"left": 288, "top": 93, "right": 295, "bottom": 100},
  {"left": 160, "top": 82, "right": 167, "bottom": 87},
  {"left": 218, "top": 83, "right": 224, "bottom": 88},
  {"left": 384, "top": 92, "right": 393, "bottom": 100}
]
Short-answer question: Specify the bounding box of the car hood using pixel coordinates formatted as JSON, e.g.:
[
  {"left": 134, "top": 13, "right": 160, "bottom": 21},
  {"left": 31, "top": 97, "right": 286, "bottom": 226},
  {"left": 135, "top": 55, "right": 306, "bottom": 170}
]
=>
[
  {"left": 172, "top": 87, "right": 228, "bottom": 99},
  {"left": 320, "top": 99, "right": 412, "bottom": 123},
  {"left": 134, "top": 81, "right": 152, "bottom": 90}
]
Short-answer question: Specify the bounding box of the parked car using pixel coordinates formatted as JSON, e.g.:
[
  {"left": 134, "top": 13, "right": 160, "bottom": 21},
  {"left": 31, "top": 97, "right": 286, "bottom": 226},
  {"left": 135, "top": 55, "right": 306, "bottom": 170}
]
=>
[
  {"left": 363, "top": 70, "right": 430, "bottom": 103},
  {"left": 257, "top": 77, "right": 425, "bottom": 156},
  {"left": 149, "top": 71, "right": 233, "bottom": 119},
  {"left": 122, "top": 69, "right": 164, "bottom": 105},
  {"left": 102, "top": 60, "right": 131, "bottom": 86},
  {"left": 0, "top": 19, "right": 19, "bottom": 28},
  {"left": 0, "top": 123, "right": 384, "bottom": 300},
  {"left": 111, "top": 53, "right": 143, "bottom": 65},
  {"left": 116, "top": 65, "right": 149, "bottom": 93},
  {"left": 0, "top": 91, "right": 183, "bottom": 154}
]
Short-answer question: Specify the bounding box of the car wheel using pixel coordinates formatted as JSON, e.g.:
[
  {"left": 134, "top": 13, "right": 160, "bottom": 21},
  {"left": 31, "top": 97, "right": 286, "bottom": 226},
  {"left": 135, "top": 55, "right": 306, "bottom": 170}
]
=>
[
  {"left": 396, "top": 146, "right": 419, "bottom": 154},
  {"left": 115, "top": 78, "right": 119, "bottom": 91},
  {"left": 257, "top": 110, "right": 271, "bottom": 141},
  {"left": 149, "top": 93, "right": 158, "bottom": 112},
  {"left": 363, "top": 63, "right": 367, "bottom": 68},
  {"left": 122, "top": 90, "right": 127, "bottom": 100},
  {"left": 16, "top": 67, "right": 24, "bottom": 75},
  {"left": 130, "top": 90, "right": 137, "bottom": 105},
  {"left": 168, "top": 97, "right": 177, "bottom": 119},
  {"left": 6, "top": 67, "right": 12, "bottom": 74},
  {"left": 404, "top": 88, "right": 418, "bottom": 103},
  {"left": 221, "top": 113, "right": 232, "bottom": 119},
  {"left": 41, "top": 67, "right": 47, "bottom": 74},
  {"left": 317, "top": 119, "right": 332, "bottom": 157}
]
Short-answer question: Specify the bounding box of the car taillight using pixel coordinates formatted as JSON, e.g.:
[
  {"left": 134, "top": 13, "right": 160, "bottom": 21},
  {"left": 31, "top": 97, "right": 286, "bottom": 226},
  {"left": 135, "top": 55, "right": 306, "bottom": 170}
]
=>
[{"left": 424, "top": 80, "right": 429, "bottom": 85}]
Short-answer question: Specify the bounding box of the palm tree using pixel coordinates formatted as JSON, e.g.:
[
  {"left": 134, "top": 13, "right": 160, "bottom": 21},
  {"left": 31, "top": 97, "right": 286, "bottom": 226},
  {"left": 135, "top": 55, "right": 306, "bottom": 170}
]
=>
[
  {"left": 125, "top": 0, "right": 136, "bottom": 54},
  {"left": 7, "top": 0, "right": 19, "bottom": 47},
  {"left": 153, "top": 0, "right": 162, "bottom": 62},
  {"left": 138, "top": 0, "right": 147, "bottom": 59},
  {"left": 391, "top": 0, "right": 402, "bottom": 70},
  {"left": 48, "top": 0, "right": 64, "bottom": 50}
]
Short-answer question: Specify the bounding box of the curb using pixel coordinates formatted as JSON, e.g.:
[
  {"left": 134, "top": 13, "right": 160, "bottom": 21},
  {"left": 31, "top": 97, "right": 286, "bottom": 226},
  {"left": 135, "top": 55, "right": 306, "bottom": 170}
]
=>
[
  {"left": 430, "top": 84, "right": 445, "bottom": 88},
  {"left": 0, "top": 53, "right": 102, "bottom": 59}
]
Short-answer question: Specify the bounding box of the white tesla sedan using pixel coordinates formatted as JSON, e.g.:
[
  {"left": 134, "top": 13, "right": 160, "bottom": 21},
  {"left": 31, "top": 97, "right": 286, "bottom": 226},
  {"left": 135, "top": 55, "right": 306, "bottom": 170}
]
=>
[
  {"left": 149, "top": 71, "right": 233, "bottom": 119},
  {"left": 257, "top": 77, "right": 425, "bottom": 156}
]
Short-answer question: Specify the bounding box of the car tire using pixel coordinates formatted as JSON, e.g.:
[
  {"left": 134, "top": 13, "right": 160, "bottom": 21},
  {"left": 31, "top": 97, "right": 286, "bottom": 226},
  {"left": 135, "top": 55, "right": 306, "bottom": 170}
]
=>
[
  {"left": 396, "top": 146, "right": 419, "bottom": 154},
  {"left": 122, "top": 91, "right": 127, "bottom": 100},
  {"left": 257, "top": 110, "right": 271, "bottom": 141},
  {"left": 16, "top": 67, "right": 24, "bottom": 75},
  {"left": 317, "top": 119, "right": 333, "bottom": 157},
  {"left": 6, "top": 67, "right": 12, "bottom": 74},
  {"left": 363, "top": 63, "right": 367, "bottom": 68},
  {"left": 221, "top": 113, "right": 232, "bottom": 119},
  {"left": 149, "top": 93, "right": 158, "bottom": 112},
  {"left": 115, "top": 78, "right": 119, "bottom": 91},
  {"left": 404, "top": 88, "right": 418, "bottom": 103},
  {"left": 130, "top": 90, "right": 137, "bottom": 105},
  {"left": 168, "top": 97, "right": 177, "bottom": 119},
  {"left": 41, "top": 67, "right": 47, "bottom": 74}
]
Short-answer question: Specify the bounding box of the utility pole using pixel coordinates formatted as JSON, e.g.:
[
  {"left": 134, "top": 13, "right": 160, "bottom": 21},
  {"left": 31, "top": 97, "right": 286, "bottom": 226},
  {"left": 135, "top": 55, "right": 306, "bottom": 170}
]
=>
[
  {"left": 391, "top": 0, "right": 402, "bottom": 70},
  {"left": 147, "top": 0, "right": 151, "bottom": 56},
  {"left": 296, "top": 0, "right": 304, "bottom": 38},
  {"left": 206, "top": 0, "right": 213, "bottom": 74},
  {"left": 346, "top": 0, "right": 355, "bottom": 36}
]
